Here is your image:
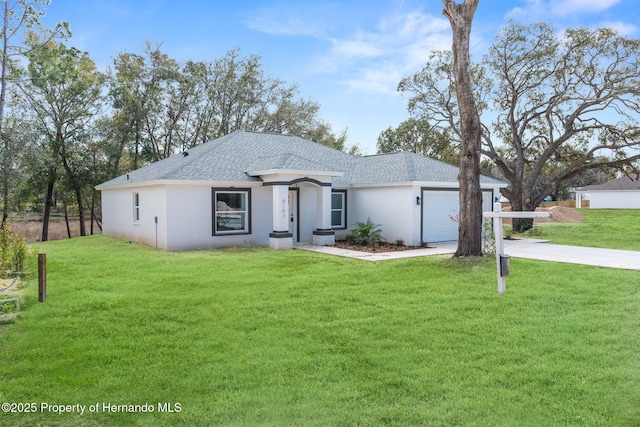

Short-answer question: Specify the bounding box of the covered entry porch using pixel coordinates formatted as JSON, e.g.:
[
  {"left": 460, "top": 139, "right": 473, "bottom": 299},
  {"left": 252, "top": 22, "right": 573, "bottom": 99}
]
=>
[{"left": 247, "top": 156, "right": 343, "bottom": 249}]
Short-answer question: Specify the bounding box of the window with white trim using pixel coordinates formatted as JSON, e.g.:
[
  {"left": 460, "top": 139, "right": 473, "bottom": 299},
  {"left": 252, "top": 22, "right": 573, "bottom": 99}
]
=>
[
  {"left": 133, "top": 193, "right": 140, "bottom": 222},
  {"left": 331, "top": 190, "right": 346, "bottom": 229},
  {"left": 213, "top": 189, "right": 250, "bottom": 234}
]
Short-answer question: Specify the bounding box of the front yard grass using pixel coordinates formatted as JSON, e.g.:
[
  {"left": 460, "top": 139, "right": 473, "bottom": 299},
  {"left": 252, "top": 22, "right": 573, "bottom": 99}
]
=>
[
  {"left": 529, "top": 208, "right": 640, "bottom": 251},
  {"left": 0, "top": 235, "right": 638, "bottom": 426}
]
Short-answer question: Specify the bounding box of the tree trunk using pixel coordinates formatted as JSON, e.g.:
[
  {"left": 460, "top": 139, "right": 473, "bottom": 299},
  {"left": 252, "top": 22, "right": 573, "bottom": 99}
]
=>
[
  {"left": 91, "top": 188, "right": 102, "bottom": 232},
  {"left": 0, "top": 1, "right": 10, "bottom": 227},
  {"left": 90, "top": 190, "right": 95, "bottom": 235},
  {"left": 59, "top": 139, "right": 86, "bottom": 236},
  {"left": 63, "top": 198, "right": 71, "bottom": 239},
  {"left": 74, "top": 186, "right": 86, "bottom": 236},
  {"left": 134, "top": 119, "right": 141, "bottom": 170},
  {"left": 509, "top": 193, "right": 534, "bottom": 233},
  {"left": 41, "top": 176, "right": 55, "bottom": 242},
  {"left": 442, "top": 0, "right": 483, "bottom": 257}
]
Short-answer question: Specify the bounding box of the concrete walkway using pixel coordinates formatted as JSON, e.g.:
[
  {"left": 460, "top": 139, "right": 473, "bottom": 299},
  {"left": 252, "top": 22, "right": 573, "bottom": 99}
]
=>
[
  {"left": 296, "top": 242, "right": 457, "bottom": 262},
  {"left": 296, "top": 240, "right": 640, "bottom": 270}
]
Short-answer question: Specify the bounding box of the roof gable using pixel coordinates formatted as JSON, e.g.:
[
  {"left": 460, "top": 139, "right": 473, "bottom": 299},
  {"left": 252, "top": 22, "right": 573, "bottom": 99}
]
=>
[{"left": 246, "top": 153, "right": 343, "bottom": 176}]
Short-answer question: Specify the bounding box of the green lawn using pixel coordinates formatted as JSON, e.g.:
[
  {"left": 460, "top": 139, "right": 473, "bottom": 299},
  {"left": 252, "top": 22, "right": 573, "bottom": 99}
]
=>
[
  {"left": 0, "top": 228, "right": 638, "bottom": 425},
  {"left": 528, "top": 208, "right": 640, "bottom": 251}
]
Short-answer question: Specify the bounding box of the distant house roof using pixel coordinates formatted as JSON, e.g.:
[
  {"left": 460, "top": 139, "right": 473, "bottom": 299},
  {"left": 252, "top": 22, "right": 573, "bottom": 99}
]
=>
[
  {"left": 97, "top": 130, "right": 506, "bottom": 189},
  {"left": 577, "top": 174, "right": 640, "bottom": 192}
]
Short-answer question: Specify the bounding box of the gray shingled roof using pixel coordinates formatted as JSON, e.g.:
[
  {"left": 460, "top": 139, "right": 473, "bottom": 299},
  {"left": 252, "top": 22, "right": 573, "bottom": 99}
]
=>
[
  {"left": 246, "top": 153, "right": 341, "bottom": 175},
  {"left": 97, "top": 130, "right": 505, "bottom": 189},
  {"left": 353, "top": 151, "right": 461, "bottom": 184},
  {"left": 577, "top": 174, "right": 640, "bottom": 191}
]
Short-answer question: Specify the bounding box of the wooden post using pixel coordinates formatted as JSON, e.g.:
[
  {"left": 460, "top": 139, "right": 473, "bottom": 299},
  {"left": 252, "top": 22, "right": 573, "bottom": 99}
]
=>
[
  {"left": 483, "top": 206, "right": 552, "bottom": 296},
  {"left": 38, "top": 253, "right": 46, "bottom": 302},
  {"left": 493, "top": 203, "right": 506, "bottom": 295}
]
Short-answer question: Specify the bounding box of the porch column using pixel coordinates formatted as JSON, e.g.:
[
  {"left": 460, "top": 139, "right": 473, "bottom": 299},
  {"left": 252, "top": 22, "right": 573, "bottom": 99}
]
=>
[
  {"left": 269, "top": 184, "right": 293, "bottom": 249},
  {"left": 312, "top": 185, "right": 335, "bottom": 246}
]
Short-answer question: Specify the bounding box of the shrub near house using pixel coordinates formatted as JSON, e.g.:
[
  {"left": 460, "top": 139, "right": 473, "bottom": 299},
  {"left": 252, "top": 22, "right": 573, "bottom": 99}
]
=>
[{"left": 346, "top": 218, "right": 384, "bottom": 247}]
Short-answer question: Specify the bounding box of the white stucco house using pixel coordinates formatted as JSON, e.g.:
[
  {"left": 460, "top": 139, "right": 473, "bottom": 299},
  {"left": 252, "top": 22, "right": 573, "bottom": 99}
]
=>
[
  {"left": 96, "top": 131, "right": 506, "bottom": 251},
  {"left": 575, "top": 174, "right": 640, "bottom": 208}
]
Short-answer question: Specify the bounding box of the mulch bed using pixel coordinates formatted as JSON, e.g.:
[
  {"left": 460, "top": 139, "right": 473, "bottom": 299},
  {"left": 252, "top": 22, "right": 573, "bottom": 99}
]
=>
[{"left": 333, "top": 241, "right": 422, "bottom": 253}]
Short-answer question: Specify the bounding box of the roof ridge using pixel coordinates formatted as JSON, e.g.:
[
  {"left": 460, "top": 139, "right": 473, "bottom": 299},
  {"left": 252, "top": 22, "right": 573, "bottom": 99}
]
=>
[
  {"left": 242, "top": 130, "right": 297, "bottom": 138},
  {"left": 403, "top": 152, "right": 417, "bottom": 181}
]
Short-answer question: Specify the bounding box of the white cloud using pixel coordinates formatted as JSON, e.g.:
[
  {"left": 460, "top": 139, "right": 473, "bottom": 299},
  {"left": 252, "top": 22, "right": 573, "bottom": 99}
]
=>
[
  {"left": 599, "top": 20, "right": 639, "bottom": 36},
  {"left": 551, "top": 0, "right": 621, "bottom": 16},
  {"left": 507, "top": 0, "right": 547, "bottom": 21},
  {"left": 345, "top": 65, "right": 402, "bottom": 94},
  {"left": 507, "top": 1, "right": 637, "bottom": 37},
  {"left": 313, "top": 10, "right": 452, "bottom": 94},
  {"left": 508, "top": 0, "right": 622, "bottom": 20},
  {"left": 243, "top": 3, "right": 336, "bottom": 38},
  {"left": 331, "top": 34, "right": 384, "bottom": 59},
  {"left": 245, "top": 5, "right": 455, "bottom": 95}
]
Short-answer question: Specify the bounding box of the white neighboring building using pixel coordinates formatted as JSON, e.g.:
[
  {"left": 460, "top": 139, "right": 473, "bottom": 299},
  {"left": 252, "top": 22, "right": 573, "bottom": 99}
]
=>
[
  {"left": 96, "top": 131, "right": 506, "bottom": 251},
  {"left": 575, "top": 174, "right": 640, "bottom": 209}
]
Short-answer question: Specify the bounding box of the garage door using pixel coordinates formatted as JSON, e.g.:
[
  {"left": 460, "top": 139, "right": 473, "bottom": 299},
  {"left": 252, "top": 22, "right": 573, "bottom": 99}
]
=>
[
  {"left": 422, "top": 189, "right": 494, "bottom": 243},
  {"left": 422, "top": 190, "right": 459, "bottom": 243}
]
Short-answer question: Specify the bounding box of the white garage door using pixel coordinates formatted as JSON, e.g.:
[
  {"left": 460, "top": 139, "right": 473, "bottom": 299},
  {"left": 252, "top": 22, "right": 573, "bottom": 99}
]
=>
[
  {"left": 422, "top": 189, "right": 494, "bottom": 243},
  {"left": 422, "top": 190, "right": 459, "bottom": 243}
]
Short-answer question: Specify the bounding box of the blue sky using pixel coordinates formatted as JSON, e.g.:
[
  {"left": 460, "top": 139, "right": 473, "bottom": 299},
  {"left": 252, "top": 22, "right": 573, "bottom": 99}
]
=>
[{"left": 41, "top": 0, "right": 638, "bottom": 153}]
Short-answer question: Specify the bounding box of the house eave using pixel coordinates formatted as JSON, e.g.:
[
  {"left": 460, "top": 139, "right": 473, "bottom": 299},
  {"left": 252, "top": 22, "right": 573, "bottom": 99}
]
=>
[
  {"left": 96, "top": 179, "right": 260, "bottom": 191},
  {"left": 576, "top": 189, "right": 640, "bottom": 193},
  {"left": 350, "top": 181, "right": 508, "bottom": 189}
]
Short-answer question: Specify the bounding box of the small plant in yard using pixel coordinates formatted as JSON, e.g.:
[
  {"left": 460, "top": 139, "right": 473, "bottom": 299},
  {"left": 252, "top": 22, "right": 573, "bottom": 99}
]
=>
[
  {"left": 503, "top": 227, "right": 513, "bottom": 240},
  {"left": 482, "top": 218, "right": 495, "bottom": 254},
  {"left": 0, "top": 226, "right": 31, "bottom": 277},
  {"left": 346, "top": 217, "right": 385, "bottom": 247},
  {"left": 0, "top": 295, "right": 18, "bottom": 314},
  {"left": 524, "top": 225, "right": 543, "bottom": 236}
]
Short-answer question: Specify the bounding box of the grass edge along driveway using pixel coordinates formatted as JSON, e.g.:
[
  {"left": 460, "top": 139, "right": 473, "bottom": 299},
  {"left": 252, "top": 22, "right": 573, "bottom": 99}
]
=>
[{"left": 0, "top": 234, "right": 638, "bottom": 426}]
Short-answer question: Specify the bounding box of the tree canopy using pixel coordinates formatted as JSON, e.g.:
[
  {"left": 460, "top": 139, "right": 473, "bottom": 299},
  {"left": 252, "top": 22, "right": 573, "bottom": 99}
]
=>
[
  {"left": 377, "top": 118, "right": 458, "bottom": 165},
  {"left": 108, "top": 45, "right": 347, "bottom": 169},
  {"left": 0, "top": 0, "right": 69, "bottom": 225},
  {"left": 399, "top": 21, "right": 640, "bottom": 231}
]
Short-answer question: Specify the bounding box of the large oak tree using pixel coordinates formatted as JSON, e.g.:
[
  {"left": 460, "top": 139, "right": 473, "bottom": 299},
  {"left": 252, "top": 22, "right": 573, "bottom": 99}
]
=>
[{"left": 401, "top": 21, "right": 640, "bottom": 232}]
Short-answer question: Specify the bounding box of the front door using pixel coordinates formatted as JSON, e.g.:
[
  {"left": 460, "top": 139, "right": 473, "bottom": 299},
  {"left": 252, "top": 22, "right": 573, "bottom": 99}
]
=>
[{"left": 288, "top": 190, "right": 298, "bottom": 242}]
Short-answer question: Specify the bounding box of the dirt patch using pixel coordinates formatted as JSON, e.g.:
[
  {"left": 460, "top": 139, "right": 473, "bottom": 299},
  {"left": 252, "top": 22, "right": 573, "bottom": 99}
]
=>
[
  {"left": 503, "top": 206, "right": 584, "bottom": 223},
  {"left": 0, "top": 277, "right": 27, "bottom": 298},
  {"left": 333, "top": 241, "right": 421, "bottom": 253}
]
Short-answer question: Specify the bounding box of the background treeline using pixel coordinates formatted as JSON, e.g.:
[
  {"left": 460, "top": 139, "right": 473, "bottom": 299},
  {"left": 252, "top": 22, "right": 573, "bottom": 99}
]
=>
[{"left": 0, "top": 3, "right": 348, "bottom": 241}]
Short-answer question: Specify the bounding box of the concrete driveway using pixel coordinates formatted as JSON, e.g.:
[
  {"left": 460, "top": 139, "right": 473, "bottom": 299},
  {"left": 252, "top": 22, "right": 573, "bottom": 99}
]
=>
[
  {"left": 502, "top": 239, "right": 640, "bottom": 270},
  {"left": 297, "top": 240, "right": 640, "bottom": 270}
]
